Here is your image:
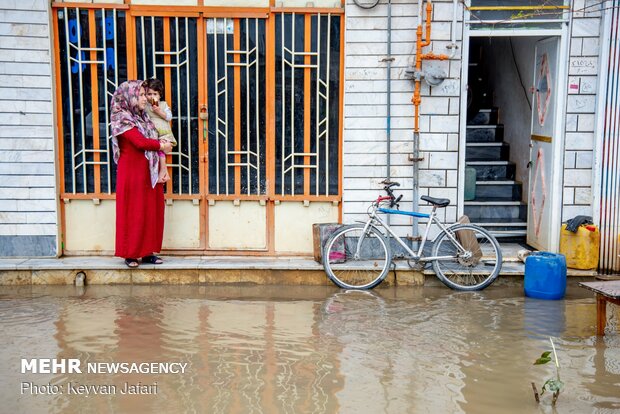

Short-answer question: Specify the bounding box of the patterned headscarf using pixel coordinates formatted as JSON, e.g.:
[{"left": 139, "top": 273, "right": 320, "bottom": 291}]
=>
[{"left": 110, "top": 80, "right": 160, "bottom": 188}]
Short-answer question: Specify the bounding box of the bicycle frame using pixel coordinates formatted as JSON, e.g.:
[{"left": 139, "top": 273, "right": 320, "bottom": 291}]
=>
[{"left": 356, "top": 203, "right": 468, "bottom": 263}]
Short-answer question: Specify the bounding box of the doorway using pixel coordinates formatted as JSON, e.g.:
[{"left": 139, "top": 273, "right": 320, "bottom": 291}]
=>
[{"left": 462, "top": 34, "right": 567, "bottom": 251}]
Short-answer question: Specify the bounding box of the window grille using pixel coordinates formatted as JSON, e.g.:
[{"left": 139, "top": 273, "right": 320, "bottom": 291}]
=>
[
  {"left": 206, "top": 17, "right": 267, "bottom": 196},
  {"left": 54, "top": 7, "right": 343, "bottom": 200},
  {"left": 466, "top": 0, "right": 569, "bottom": 30},
  {"left": 275, "top": 13, "right": 341, "bottom": 197},
  {"left": 135, "top": 16, "right": 200, "bottom": 195},
  {"left": 56, "top": 7, "right": 127, "bottom": 194}
]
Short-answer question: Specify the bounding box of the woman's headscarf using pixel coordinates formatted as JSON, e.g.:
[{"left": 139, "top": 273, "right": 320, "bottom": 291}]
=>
[{"left": 110, "top": 80, "right": 160, "bottom": 188}]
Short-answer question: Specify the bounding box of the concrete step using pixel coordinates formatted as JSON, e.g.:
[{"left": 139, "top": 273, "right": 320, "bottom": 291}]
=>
[
  {"left": 468, "top": 108, "right": 498, "bottom": 125},
  {"left": 466, "top": 142, "right": 510, "bottom": 161},
  {"left": 466, "top": 125, "right": 504, "bottom": 142},
  {"left": 475, "top": 180, "right": 523, "bottom": 200},
  {"left": 467, "top": 161, "right": 516, "bottom": 181},
  {"left": 464, "top": 200, "right": 527, "bottom": 221},
  {"left": 470, "top": 221, "right": 527, "bottom": 236}
]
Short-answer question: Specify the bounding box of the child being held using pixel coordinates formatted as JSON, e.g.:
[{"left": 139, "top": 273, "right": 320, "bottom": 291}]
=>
[{"left": 144, "top": 78, "right": 177, "bottom": 183}]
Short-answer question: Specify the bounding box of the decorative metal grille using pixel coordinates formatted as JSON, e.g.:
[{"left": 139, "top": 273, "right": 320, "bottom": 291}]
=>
[
  {"left": 55, "top": 9, "right": 343, "bottom": 200},
  {"left": 466, "top": 0, "right": 569, "bottom": 30},
  {"left": 135, "top": 16, "right": 199, "bottom": 195},
  {"left": 275, "top": 13, "right": 340, "bottom": 196},
  {"left": 206, "top": 18, "right": 267, "bottom": 196},
  {"left": 56, "top": 7, "right": 127, "bottom": 194}
]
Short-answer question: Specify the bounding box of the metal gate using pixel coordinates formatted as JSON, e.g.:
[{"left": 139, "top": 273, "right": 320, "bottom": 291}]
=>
[{"left": 54, "top": 4, "right": 343, "bottom": 254}]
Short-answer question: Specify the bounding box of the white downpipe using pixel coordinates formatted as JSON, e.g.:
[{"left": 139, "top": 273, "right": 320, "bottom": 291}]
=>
[{"left": 447, "top": 0, "right": 459, "bottom": 58}]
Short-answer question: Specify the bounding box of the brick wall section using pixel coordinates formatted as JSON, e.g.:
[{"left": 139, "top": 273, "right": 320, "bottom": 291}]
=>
[
  {"left": 0, "top": 0, "right": 57, "bottom": 256},
  {"left": 562, "top": 1, "right": 601, "bottom": 221},
  {"left": 343, "top": 0, "right": 461, "bottom": 238}
]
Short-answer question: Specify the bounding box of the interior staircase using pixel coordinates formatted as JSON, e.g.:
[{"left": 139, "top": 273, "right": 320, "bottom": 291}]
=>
[{"left": 464, "top": 51, "right": 527, "bottom": 241}]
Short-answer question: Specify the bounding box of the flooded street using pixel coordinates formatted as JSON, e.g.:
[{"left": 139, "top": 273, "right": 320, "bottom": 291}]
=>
[{"left": 1, "top": 284, "right": 619, "bottom": 413}]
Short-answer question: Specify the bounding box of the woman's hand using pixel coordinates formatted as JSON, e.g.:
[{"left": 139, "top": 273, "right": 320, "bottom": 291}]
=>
[{"left": 160, "top": 140, "right": 173, "bottom": 154}]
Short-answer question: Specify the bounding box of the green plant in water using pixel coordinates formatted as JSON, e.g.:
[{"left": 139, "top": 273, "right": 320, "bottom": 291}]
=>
[{"left": 532, "top": 338, "right": 564, "bottom": 406}]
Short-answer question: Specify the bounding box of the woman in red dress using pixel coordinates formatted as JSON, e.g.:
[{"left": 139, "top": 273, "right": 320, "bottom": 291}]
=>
[{"left": 110, "top": 80, "right": 172, "bottom": 267}]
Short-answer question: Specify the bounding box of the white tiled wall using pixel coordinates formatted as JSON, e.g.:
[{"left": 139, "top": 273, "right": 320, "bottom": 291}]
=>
[
  {"left": 0, "top": 0, "right": 57, "bottom": 256},
  {"left": 563, "top": 1, "right": 602, "bottom": 221},
  {"left": 342, "top": 0, "right": 460, "bottom": 238}
]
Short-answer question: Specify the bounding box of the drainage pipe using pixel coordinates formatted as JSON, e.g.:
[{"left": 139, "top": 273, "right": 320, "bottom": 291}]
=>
[{"left": 411, "top": 0, "right": 449, "bottom": 241}]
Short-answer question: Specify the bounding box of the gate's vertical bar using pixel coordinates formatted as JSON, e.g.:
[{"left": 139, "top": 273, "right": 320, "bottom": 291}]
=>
[
  {"left": 197, "top": 16, "right": 207, "bottom": 248},
  {"left": 140, "top": 16, "right": 147, "bottom": 79},
  {"left": 186, "top": 18, "right": 192, "bottom": 195},
  {"left": 89, "top": 9, "right": 101, "bottom": 195},
  {"left": 224, "top": 18, "right": 230, "bottom": 195},
  {"left": 174, "top": 17, "right": 182, "bottom": 193},
  {"left": 267, "top": 9, "right": 276, "bottom": 253},
  {"left": 326, "top": 13, "right": 332, "bottom": 196},
  {"left": 291, "top": 13, "right": 295, "bottom": 195},
  {"left": 126, "top": 9, "right": 136, "bottom": 80},
  {"left": 303, "top": 13, "right": 311, "bottom": 197},
  {"left": 151, "top": 16, "right": 156, "bottom": 77},
  {"left": 213, "top": 18, "right": 220, "bottom": 195},
  {"left": 234, "top": 18, "right": 242, "bottom": 195},
  {"left": 280, "top": 13, "right": 285, "bottom": 196},
  {"left": 102, "top": 9, "right": 111, "bottom": 194},
  {"left": 163, "top": 17, "right": 173, "bottom": 194},
  {"left": 315, "top": 14, "right": 321, "bottom": 196},
  {"left": 76, "top": 8, "right": 87, "bottom": 193},
  {"left": 52, "top": 7, "right": 66, "bottom": 253},
  {"left": 53, "top": 9, "right": 65, "bottom": 196},
  {"left": 64, "top": 8, "right": 76, "bottom": 193},
  {"left": 255, "top": 19, "right": 260, "bottom": 194},
  {"left": 245, "top": 18, "right": 251, "bottom": 195}
]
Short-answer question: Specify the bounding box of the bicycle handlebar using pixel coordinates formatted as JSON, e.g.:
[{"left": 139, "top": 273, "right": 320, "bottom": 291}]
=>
[{"left": 377, "top": 180, "right": 403, "bottom": 208}]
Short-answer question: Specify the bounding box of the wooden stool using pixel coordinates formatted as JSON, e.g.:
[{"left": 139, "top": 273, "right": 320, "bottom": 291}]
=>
[{"left": 579, "top": 280, "right": 620, "bottom": 335}]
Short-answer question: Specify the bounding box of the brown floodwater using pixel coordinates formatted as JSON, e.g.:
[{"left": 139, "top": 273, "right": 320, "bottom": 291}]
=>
[{"left": 0, "top": 283, "right": 619, "bottom": 413}]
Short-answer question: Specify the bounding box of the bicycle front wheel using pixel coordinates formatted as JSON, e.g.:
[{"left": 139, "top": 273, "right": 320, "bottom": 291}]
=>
[
  {"left": 322, "top": 224, "right": 391, "bottom": 290},
  {"left": 431, "top": 224, "right": 502, "bottom": 291}
]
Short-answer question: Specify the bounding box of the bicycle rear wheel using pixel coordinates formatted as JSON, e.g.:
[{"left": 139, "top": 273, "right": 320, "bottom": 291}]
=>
[
  {"left": 322, "top": 224, "right": 391, "bottom": 289},
  {"left": 431, "top": 224, "right": 502, "bottom": 291}
]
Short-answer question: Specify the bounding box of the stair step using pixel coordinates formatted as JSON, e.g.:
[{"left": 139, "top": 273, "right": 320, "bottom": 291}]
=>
[
  {"left": 474, "top": 222, "right": 527, "bottom": 227},
  {"left": 466, "top": 142, "right": 503, "bottom": 146},
  {"left": 468, "top": 108, "right": 498, "bottom": 125},
  {"left": 466, "top": 125, "right": 504, "bottom": 142},
  {"left": 477, "top": 180, "right": 517, "bottom": 184},
  {"left": 466, "top": 142, "right": 510, "bottom": 161},
  {"left": 464, "top": 202, "right": 527, "bottom": 220},
  {"left": 465, "top": 200, "right": 522, "bottom": 205},
  {"left": 467, "top": 217, "right": 528, "bottom": 237},
  {"left": 467, "top": 162, "right": 516, "bottom": 181},
  {"left": 474, "top": 180, "right": 522, "bottom": 200},
  {"left": 488, "top": 229, "right": 527, "bottom": 238}
]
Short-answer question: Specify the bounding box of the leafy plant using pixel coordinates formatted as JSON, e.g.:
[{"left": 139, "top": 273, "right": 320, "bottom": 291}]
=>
[{"left": 532, "top": 338, "right": 564, "bottom": 406}]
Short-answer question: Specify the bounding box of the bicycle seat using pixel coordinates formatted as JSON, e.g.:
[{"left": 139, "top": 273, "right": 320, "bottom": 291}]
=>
[{"left": 421, "top": 195, "right": 450, "bottom": 207}]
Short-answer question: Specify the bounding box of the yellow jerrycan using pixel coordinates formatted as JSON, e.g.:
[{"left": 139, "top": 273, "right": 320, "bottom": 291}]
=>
[{"left": 559, "top": 224, "right": 599, "bottom": 270}]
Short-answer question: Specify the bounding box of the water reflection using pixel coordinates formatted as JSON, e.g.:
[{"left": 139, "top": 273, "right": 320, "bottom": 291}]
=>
[{"left": 0, "top": 285, "right": 619, "bottom": 413}]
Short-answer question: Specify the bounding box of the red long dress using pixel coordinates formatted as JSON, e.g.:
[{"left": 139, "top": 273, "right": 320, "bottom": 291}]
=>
[{"left": 115, "top": 127, "right": 165, "bottom": 259}]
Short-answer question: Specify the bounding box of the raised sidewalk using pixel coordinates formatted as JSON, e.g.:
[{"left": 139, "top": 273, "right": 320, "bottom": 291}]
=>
[{"left": 0, "top": 245, "right": 598, "bottom": 286}]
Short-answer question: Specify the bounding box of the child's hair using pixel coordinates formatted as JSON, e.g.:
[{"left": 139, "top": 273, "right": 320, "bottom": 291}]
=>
[{"left": 145, "top": 78, "right": 164, "bottom": 96}]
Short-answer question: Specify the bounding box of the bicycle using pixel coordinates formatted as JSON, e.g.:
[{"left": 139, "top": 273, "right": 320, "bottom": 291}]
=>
[{"left": 322, "top": 180, "right": 503, "bottom": 291}]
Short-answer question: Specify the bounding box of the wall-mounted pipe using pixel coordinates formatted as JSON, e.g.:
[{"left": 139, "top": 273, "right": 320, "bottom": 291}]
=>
[{"left": 411, "top": 0, "right": 450, "bottom": 241}]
